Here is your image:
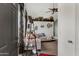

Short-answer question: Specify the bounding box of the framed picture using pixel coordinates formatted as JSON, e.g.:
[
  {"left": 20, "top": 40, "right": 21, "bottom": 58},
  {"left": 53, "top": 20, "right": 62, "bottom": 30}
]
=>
[
  {"left": 34, "top": 26, "right": 38, "bottom": 30},
  {"left": 40, "top": 25, "right": 44, "bottom": 28},
  {"left": 28, "top": 24, "right": 31, "bottom": 29},
  {"left": 47, "top": 23, "right": 52, "bottom": 28}
]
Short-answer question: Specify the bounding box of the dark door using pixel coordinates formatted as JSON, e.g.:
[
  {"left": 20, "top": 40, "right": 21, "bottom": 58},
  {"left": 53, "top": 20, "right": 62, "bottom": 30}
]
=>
[{"left": 0, "top": 3, "right": 18, "bottom": 56}]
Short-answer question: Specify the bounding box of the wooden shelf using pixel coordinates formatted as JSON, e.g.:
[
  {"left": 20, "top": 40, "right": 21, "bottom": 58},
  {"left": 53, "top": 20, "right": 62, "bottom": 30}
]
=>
[
  {"left": 41, "top": 39, "right": 57, "bottom": 42},
  {"left": 33, "top": 20, "right": 54, "bottom": 22},
  {"left": 33, "top": 18, "right": 54, "bottom": 22}
]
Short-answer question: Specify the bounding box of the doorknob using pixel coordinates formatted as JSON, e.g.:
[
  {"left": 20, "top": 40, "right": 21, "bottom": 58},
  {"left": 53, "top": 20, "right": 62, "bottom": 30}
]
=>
[{"left": 68, "top": 40, "right": 73, "bottom": 44}]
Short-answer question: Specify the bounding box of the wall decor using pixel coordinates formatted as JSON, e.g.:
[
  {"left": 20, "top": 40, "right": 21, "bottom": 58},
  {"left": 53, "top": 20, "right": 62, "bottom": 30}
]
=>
[
  {"left": 40, "top": 25, "right": 44, "bottom": 28},
  {"left": 28, "top": 24, "right": 31, "bottom": 29},
  {"left": 34, "top": 26, "right": 38, "bottom": 30},
  {"left": 47, "top": 23, "right": 52, "bottom": 28}
]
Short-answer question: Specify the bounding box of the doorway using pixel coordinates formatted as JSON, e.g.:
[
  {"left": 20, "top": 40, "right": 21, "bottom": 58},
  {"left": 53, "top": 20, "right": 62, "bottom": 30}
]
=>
[{"left": 18, "top": 3, "right": 58, "bottom": 56}]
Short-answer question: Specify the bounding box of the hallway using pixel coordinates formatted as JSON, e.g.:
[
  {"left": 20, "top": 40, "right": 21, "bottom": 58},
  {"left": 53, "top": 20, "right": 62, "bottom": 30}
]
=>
[
  {"left": 18, "top": 3, "right": 58, "bottom": 56},
  {"left": 0, "top": 3, "right": 79, "bottom": 56}
]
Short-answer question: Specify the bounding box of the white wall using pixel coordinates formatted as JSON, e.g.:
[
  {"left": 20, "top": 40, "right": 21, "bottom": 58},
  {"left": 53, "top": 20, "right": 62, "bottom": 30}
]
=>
[
  {"left": 34, "top": 21, "right": 54, "bottom": 37},
  {"left": 25, "top": 3, "right": 53, "bottom": 18},
  {"left": 58, "top": 3, "right": 76, "bottom": 56},
  {"left": 75, "top": 4, "right": 79, "bottom": 56},
  {"left": 25, "top": 3, "right": 57, "bottom": 20}
]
